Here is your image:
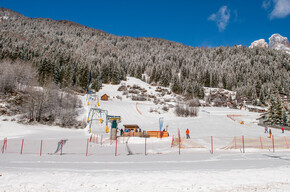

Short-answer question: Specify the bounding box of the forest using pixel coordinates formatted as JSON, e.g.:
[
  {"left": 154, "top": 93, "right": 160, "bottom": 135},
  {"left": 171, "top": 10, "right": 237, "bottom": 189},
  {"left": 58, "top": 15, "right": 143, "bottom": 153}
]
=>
[{"left": 0, "top": 8, "right": 289, "bottom": 105}]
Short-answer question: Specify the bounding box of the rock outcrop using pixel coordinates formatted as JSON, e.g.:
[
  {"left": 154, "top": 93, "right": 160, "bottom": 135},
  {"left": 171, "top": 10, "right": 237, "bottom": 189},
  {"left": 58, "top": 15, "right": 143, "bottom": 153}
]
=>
[
  {"left": 249, "top": 39, "right": 268, "bottom": 48},
  {"left": 249, "top": 34, "right": 290, "bottom": 54}
]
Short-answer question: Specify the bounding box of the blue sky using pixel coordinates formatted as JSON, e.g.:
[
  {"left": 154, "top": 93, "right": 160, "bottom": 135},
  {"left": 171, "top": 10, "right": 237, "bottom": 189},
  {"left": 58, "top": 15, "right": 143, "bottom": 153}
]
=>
[{"left": 1, "top": 0, "right": 290, "bottom": 47}]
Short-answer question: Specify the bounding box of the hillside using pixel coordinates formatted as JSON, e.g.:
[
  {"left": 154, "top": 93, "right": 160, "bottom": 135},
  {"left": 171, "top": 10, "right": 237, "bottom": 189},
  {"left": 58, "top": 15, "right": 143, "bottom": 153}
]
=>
[{"left": 0, "top": 7, "right": 289, "bottom": 101}]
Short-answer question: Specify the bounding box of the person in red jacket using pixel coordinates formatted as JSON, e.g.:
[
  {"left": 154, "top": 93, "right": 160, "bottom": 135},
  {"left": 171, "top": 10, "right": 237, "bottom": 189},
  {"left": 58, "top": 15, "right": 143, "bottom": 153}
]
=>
[
  {"left": 282, "top": 127, "right": 285, "bottom": 134},
  {"left": 186, "top": 129, "right": 190, "bottom": 139}
]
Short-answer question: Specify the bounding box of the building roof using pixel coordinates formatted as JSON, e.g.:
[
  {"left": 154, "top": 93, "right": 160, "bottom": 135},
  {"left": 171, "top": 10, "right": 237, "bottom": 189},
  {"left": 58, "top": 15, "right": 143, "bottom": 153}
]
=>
[{"left": 123, "top": 124, "right": 140, "bottom": 129}]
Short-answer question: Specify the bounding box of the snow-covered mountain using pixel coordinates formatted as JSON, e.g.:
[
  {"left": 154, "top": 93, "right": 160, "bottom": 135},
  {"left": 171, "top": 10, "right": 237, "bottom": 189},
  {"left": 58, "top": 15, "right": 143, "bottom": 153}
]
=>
[
  {"left": 269, "top": 34, "right": 290, "bottom": 54},
  {"left": 250, "top": 34, "right": 290, "bottom": 54}
]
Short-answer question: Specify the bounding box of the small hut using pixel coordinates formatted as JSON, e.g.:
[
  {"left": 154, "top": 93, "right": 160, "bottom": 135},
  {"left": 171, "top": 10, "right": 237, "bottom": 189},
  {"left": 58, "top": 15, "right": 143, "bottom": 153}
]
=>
[
  {"left": 123, "top": 124, "right": 144, "bottom": 137},
  {"left": 101, "top": 94, "right": 109, "bottom": 101}
]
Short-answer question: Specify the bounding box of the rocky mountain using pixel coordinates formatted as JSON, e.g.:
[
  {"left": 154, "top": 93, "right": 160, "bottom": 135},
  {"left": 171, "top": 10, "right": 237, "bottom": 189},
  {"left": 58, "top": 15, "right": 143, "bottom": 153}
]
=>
[
  {"left": 269, "top": 34, "right": 290, "bottom": 54},
  {"left": 250, "top": 34, "right": 290, "bottom": 54},
  {"left": 249, "top": 39, "right": 268, "bottom": 48}
]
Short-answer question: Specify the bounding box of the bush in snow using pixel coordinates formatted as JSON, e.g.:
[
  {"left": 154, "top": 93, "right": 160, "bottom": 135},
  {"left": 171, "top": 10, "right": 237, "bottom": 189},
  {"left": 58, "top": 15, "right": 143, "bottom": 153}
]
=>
[{"left": 175, "top": 104, "right": 199, "bottom": 117}]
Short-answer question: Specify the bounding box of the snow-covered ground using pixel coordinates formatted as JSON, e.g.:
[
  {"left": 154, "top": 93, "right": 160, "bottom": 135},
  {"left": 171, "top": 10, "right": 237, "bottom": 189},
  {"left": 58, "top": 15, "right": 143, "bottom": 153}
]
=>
[{"left": 1, "top": 77, "right": 289, "bottom": 191}]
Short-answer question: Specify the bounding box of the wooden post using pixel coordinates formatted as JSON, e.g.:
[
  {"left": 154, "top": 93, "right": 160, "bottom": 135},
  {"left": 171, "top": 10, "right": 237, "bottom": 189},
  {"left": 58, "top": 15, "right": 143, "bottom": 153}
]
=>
[
  {"left": 259, "top": 136, "right": 263, "bottom": 149},
  {"left": 101, "top": 135, "right": 103, "bottom": 146},
  {"left": 115, "top": 137, "right": 118, "bottom": 156},
  {"left": 86, "top": 138, "right": 89, "bottom": 156},
  {"left": 242, "top": 136, "right": 245, "bottom": 153},
  {"left": 272, "top": 135, "right": 275, "bottom": 153},
  {"left": 211, "top": 136, "right": 213, "bottom": 154},
  {"left": 20, "top": 139, "right": 24, "bottom": 155},
  {"left": 40, "top": 140, "right": 43, "bottom": 156},
  {"left": 96, "top": 135, "right": 98, "bottom": 144},
  {"left": 284, "top": 136, "right": 289, "bottom": 149},
  {"left": 145, "top": 138, "right": 147, "bottom": 156},
  {"left": 60, "top": 140, "right": 63, "bottom": 156}
]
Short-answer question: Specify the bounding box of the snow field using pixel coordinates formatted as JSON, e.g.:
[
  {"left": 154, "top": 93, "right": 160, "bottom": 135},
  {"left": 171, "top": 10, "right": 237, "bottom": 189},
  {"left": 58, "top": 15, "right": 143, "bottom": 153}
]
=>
[{"left": 1, "top": 77, "right": 290, "bottom": 191}]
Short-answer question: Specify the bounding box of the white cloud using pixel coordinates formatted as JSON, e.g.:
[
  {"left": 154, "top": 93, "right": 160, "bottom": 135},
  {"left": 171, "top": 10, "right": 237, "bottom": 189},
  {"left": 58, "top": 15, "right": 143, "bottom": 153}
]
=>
[
  {"left": 208, "top": 6, "right": 231, "bottom": 32},
  {"left": 263, "top": 0, "right": 290, "bottom": 19}
]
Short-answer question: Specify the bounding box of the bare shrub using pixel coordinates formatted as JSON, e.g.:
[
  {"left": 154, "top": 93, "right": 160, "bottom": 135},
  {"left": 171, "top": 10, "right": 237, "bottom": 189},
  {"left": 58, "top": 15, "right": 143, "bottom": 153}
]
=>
[
  {"left": 116, "top": 95, "right": 122, "bottom": 100},
  {"left": 132, "top": 95, "right": 147, "bottom": 101},
  {"left": 117, "top": 85, "right": 127, "bottom": 91},
  {"left": 175, "top": 104, "right": 199, "bottom": 117},
  {"left": 188, "top": 98, "right": 200, "bottom": 107},
  {"left": 162, "top": 105, "right": 169, "bottom": 112}
]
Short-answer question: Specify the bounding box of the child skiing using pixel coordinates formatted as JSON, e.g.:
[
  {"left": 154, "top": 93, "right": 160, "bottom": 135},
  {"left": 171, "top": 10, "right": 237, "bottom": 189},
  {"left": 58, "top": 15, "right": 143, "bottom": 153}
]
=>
[{"left": 269, "top": 129, "right": 272, "bottom": 138}]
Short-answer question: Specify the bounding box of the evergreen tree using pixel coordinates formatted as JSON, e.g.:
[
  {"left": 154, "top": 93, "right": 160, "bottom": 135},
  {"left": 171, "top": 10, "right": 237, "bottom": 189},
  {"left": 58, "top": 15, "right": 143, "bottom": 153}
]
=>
[
  {"left": 171, "top": 75, "right": 182, "bottom": 94},
  {"left": 267, "top": 97, "right": 275, "bottom": 125},
  {"left": 275, "top": 96, "right": 283, "bottom": 125}
]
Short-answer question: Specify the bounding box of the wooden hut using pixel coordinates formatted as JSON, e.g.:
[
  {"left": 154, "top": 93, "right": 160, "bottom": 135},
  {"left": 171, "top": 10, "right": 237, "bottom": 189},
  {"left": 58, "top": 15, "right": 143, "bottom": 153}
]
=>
[{"left": 101, "top": 94, "right": 109, "bottom": 101}]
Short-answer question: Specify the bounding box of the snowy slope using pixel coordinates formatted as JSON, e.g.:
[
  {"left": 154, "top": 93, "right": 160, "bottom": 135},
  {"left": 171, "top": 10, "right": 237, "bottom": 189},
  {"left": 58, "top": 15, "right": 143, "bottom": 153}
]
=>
[{"left": 1, "top": 77, "right": 290, "bottom": 192}]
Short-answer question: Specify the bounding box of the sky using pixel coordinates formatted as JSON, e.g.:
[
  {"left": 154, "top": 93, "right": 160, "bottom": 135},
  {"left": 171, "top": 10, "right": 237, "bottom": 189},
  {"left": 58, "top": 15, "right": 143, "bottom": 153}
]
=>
[{"left": 1, "top": 0, "right": 290, "bottom": 47}]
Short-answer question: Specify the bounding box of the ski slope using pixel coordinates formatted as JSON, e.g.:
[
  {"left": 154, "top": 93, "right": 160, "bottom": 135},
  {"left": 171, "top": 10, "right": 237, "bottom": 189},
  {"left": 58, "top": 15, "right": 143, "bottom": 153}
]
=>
[{"left": 1, "top": 77, "right": 290, "bottom": 192}]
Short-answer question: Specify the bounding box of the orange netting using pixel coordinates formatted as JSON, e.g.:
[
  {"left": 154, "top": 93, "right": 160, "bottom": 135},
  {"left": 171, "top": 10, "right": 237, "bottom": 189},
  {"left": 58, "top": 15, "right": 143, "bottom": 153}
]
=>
[
  {"left": 171, "top": 137, "right": 205, "bottom": 148},
  {"left": 222, "top": 136, "right": 290, "bottom": 150}
]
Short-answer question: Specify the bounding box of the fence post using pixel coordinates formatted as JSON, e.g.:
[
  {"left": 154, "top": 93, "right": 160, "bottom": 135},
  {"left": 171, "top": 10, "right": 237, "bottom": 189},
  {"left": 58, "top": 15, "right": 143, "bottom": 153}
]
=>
[
  {"left": 284, "top": 136, "right": 289, "bottom": 149},
  {"left": 60, "top": 140, "right": 63, "bottom": 156},
  {"left": 96, "top": 135, "right": 98, "bottom": 144},
  {"left": 178, "top": 128, "right": 181, "bottom": 155},
  {"left": 171, "top": 136, "right": 174, "bottom": 147},
  {"left": 272, "top": 135, "right": 275, "bottom": 153},
  {"left": 145, "top": 138, "right": 147, "bottom": 156},
  {"left": 86, "top": 138, "right": 89, "bottom": 156},
  {"left": 259, "top": 136, "right": 263, "bottom": 149},
  {"left": 242, "top": 136, "right": 245, "bottom": 153},
  {"left": 211, "top": 136, "right": 213, "bottom": 154},
  {"left": 115, "top": 137, "right": 118, "bottom": 156},
  {"left": 101, "top": 135, "right": 103, "bottom": 146},
  {"left": 2, "top": 138, "right": 6, "bottom": 154},
  {"left": 40, "top": 140, "right": 43, "bottom": 156},
  {"left": 20, "top": 139, "right": 24, "bottom": 155}
]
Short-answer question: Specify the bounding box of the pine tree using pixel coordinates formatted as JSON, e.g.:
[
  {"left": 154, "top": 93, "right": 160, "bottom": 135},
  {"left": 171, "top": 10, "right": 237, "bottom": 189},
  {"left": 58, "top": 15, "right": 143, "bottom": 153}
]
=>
[
  {"left": 275, "top": 96, "right": 283, "bottom": 125},
  {"left": 281, "top": 107, "right": 287, "bottom": 126},
  {"left": 171, "top": 75, "right": 182, "bottom": 94},
  {"left": 267, "top": 97, "right": 275, "bottom": 125}
]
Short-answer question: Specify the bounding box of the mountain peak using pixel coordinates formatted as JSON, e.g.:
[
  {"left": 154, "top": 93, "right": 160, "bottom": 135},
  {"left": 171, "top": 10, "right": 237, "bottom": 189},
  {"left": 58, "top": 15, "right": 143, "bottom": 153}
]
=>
[{"left": 269, "top": 33, "right": 290, "bottom": 53}]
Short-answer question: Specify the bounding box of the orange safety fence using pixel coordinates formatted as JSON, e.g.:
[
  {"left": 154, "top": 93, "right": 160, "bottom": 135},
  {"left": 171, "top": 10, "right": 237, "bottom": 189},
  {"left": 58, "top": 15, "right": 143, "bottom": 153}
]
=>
[
  {"left": 222, "top": 136, "right": 290, "bottom": 150},
  {"left": 171, "top": 136, "right": 205, "bottom": 148}
]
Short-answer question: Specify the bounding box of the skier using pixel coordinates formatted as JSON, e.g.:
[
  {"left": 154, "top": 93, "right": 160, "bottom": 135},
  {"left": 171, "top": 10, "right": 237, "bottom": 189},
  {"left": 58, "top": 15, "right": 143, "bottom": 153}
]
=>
[
  {"left": 264, "top": 126, "right": 268, "bottom": 133},
  {"left": 186, "top": 129, "right": 190, "bottom": 139},
  {"left": 120, "top": 128, "right": 124, "bottom": 136},
  {"left": 269, "top": 129, "right": 272, "bottom": 138},
  {"left": 281, "top": 127, "right": 285, "bottom": 134}
]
